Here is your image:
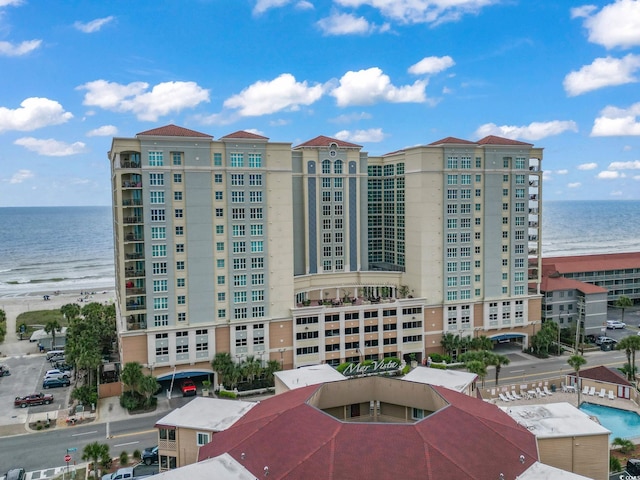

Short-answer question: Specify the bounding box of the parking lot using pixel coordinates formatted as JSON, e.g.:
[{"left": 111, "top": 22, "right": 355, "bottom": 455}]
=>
[{"left": 0, "top": 353, "right": 72, "bottom": 427}]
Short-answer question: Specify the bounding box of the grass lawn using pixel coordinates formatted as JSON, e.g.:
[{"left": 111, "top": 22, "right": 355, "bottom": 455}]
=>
[{"left": 15, "top": 309, "right": 67, "bottom": 337}]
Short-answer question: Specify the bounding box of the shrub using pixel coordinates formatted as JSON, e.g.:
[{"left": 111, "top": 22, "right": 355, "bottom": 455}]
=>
[
  {"left": 133, "top": 449, "right": 141, "bottom": 461},
  {"left": 429, "top": 363, "right": 448, "bottom": 370},
  {"left": 610, "top": 455, "right": 622, "bottom": 473},
  {"left": 401, "top": 365, "right": 410, "bottom": 375},
  {"left": 428, "top": 353, "right": 450, "bottom": 363},
  {"left": 218, "top": 389, "right": 237, "bottom": 399},
  {"left": 119, "top": 451, "right": 129, "bottom": 466},
  {"left": 72, "top": 385, "right": 99, "bottom": 407}
]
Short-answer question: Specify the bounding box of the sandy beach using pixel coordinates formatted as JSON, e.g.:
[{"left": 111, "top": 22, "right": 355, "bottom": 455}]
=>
[{"left": 0, "top": 285, "right": 115, "bottom": 357}]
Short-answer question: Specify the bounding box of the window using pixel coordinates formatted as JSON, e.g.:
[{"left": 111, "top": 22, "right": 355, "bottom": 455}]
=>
[
  {"left": 250, "top": 208, "right": 263, "bottom": 219},
  {"left": 249, "top": 174, "right": 262, "bottom": 185},
  {"left": 215, "top": 208, "right": 224, "bottom": 217},
  {"left": 177, "top": 278, "right": 185, "bottom": 287},
  {"left": 231, "top": 191, "right": 244, "bottom": 203},
  {"left": 214, "top": 152, "right": 222, "bottom": 166},
  {"left": 149, "top": 173, "right": 164, "bottom": 186},
  {"left": 154, "top": 297, "right": 168, "bottom": 310},
  {"left": 234, "top": 275, "right": 247, "bottom": 287},
  {"left": 447, "top": 174, "right": 458, "bottom": 185},
  {"left": 231, "top": 174, "right": 244, "bottom": 186},
  {"left": 176, "top": 244, "right": 184, "bottom": 253},
  {"left": 248, "top": 153, "right": 262, "bottom": 168},
  {"left": 217, "top": 275, "right": 225, "bottom": 285},
  {"left": 250, "top": 224, "right": 263, "bottom": 236},
  {"left": 250, "top": 191, "right": 263, "bottom": 203},
  {"left": 232, "top": 225, "right": 245, "bottom": 237},
  {"left": 251, "top": 257, "right": 264, "bottom": 269},
  {"left": 252, "top": 290, "right": 264, "bottom": 302},
  {"left": 153, "top": 280, "right": 168, "bottom": 292},
  {"left": 175, "top": 209, "right": 183, "bottom": 218},
  {"left": 214, "top": 173, "right": 223, "bottom": 184},
  {"left": 250, "top": 241, "right": 263, "bottom": 252},
  {"left": 252, "top": 306, "right": 265, "bottom": 317},
  {"left": 234, "top": 291, "right": 247, "bottom": 304},
  {"left": 230, "top": 153, "right": 244, "bottom": 167},
  {"left": 215, "top": 191, "right": 223, "bottom": 201},
  {"left": 232, "top": 208, "right": 245, "bottom": 219},
  {"left": 151, "top": 227, "right": 166, "bottom": 239},
  {"left": 177, "top": 295, "right": 186, "bottom": 305},
  {"left": 217, "top": 309, "right": 226, "bottom": 318},
  {"left": 152, "top": 245, "right": 166, "bottom": 257},
  {"left": 172, "top": 152, "right": 182, "bottom": 166},
  {"left": 173, "top": 173, "right": 182, "bottom": 183},
  {"left": 151, "top": 209, "right": 165, "bottom": 222},
  {"left": 175, "top": 226, "right": 184, "bottom": 238},
  {"left": 252, "top": 273, "right": 264, "bottom": 285},
  {"left": 216, "top": 242, "right": 224, "bottom": 251},
  {"left": 149, "top": 151, "right": 163, "bottom": 166},
  {"left": 152, "top": 262, "right": 167, "bottom": 275},
  {"left": 197, "top": 432, "right": 210, "bottom": 447}
]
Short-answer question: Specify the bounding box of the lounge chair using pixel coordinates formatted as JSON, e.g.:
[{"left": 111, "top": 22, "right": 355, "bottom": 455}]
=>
[
  {"left": 543, "top": 386, "right": 553, "bottom": 396},
  {"left": 589, "top": 386, "right": 596, "bottom": 396},
  {"left": 609, "top": 390, "right": 615, "bottom": 400},
  {"left": 599, "top": 388, "right": 606, "bottom": 398},
  {"left": 561, "top": 382, "right": 567, "bottom": 392},
  {"left": 534, "top": 387, "right": 545, "bottom": 397},
  {"left": 498, "top": 393, "right": 510, "bottom": 402},
  {"left": 506, "top": 391, "right": 518, "bottom": 401},
  {"left": 511, "top": 390, "right": 522, "bottom": 400},
  {"left": 582, "top": 385, "right": 589, "bottom": 395}
]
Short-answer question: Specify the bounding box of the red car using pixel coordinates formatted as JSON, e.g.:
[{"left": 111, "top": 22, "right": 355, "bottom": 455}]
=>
[{"left": 180, "top": 380, "right": 197, "bottom": 396}]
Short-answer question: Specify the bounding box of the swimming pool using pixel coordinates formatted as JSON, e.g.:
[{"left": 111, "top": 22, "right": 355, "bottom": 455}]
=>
[{"left": 580, "top": 402, "right": 640, "bottom": 441}]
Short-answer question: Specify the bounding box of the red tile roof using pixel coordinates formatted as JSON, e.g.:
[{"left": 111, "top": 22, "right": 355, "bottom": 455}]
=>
[
  {"left": 220, "top": 130, "right": 269, "bottom": 140},
  {"left": 198, "top": 381, "right": 538, "bottom": 480},
  {"left": 543, "top": 252, "right": 640, "bottom": 274},
  {"left": 477, "top": 135, "right": 533, "bottom": 146},
  {"left": 136, "top": 124, "right": 212, "bottom": 138},
  {"left": 294, "top": 135, "right": 362, "bottom": 148},
  {"left": 567, "top": 365, "right": 631, "bottom": 386},
  {"left": 428, "top": 136, "right": 476, "bottom": 146},
  {"left": 540, "top": 275, "right": 607, "bottom": 295}
]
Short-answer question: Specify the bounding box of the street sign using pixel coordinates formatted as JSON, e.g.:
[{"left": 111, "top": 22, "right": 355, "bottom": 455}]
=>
[
  {"left": 65, "top": 454, "right": 71, "bottom": 463},
  {"left": 67, "top": 447, "right": 77, "bottom": 452}
]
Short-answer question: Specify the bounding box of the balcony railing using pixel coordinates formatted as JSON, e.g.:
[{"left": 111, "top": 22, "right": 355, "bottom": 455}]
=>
[
  {"left": 123, "top": 216, "right": 143, "bottom": 224},
  {"left": 125, "top": 234, "right": 144, "bottom": 241},
  {"left": 125, "top": 269, "right": 145, "bottom": 278},
  {"left": 125, "top": 253, "right": 144, "bottom": 260},
  {"left": 120, "top": 161, "right": 141, "bottom": 169},
  {"left": 122, "top": 181, "right": 142, "bottom": 188},
  {"left": 126, "top": 287, "right": 145, "bottom": 296},
  {"left": 126, "top": 301, "right": 146, "bottom": 311},
  {"left": 122, "top": 199, "right": 143, "bottom": 206}
]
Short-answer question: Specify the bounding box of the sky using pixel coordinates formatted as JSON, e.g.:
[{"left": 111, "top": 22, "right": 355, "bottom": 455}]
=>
[{"left": 1, "top": 0, "right": 640, "bottom": 206}]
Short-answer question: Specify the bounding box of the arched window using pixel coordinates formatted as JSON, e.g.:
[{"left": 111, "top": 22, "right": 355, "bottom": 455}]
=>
[
  {"left": 334, "top": 159, "right": 343, "bottom": 174},
  {"left": 322, "top": 159, "right": 331, "bottom": 174}
]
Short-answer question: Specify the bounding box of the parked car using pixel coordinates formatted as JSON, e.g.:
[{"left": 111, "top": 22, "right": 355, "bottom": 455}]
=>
[
  {"left": 627, "top": 458, "right": 640, "bottom": 475},
  {"left": 46, "top": 350, "right": 65, "bottom": 361},
  {"left": 44, "top": 368, "right": 71, "bottom": 380},
  {"left": 5, "top": 468, "right": 25, "bottom": 480},
  {"left": 102, "top": 467, "right": 134, "bottom": 480},
  {"left": 142, "top": 445, "right": 158, "bottom": 465},
  {"left": 52, "top": 361, "right": 73, "bottom": 371},
  {"left": 43, "top": 377, "right": 71, "bottom": 389},
  {"left": 606, "top": 320, "right": 626, "bottom": 329},
  {"left": 595, "top": 336, "right": 617, "bottom": 345},
  {"left": 14, "top": 392, "right": 54, "bottom": 408},
  {"left": 180, "top": 379, "right": 197, "bottom": 396}
]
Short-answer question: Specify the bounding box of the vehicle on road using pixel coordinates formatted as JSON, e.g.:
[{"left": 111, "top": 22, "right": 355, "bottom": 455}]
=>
[
  {"left": 44, "top": 368, "right": 71, "bottom": 380},
  {"left": 102, "top": 466, "right": 134, "bottom": 480},
  {"left": 627, "top": 458, "right": 640, "bottom": 475},
  {"left": 14, "top": 393, "right": 54, "bottom": 408},
  {"left": 606, "top": 320, "right": 626, "bottom": 329},
  {"left": 595, "top": 336, "right": 618, "bottom": 345},
  {"left": 142, "top": 445, "right": 158, "bottom": 465},
  {"left": 180, "top": 379, "right": 197, "bottom": 396},
  {"left": 42, "top": 377, "right": 71, "bottom": 389},
  {"left": 45, "top": 350, "right": 65, "bottom": 361},
  {"left": 0, "top": 365, "right": 10, "bottom": 376},
  {"left": 5, "top": 468, "right": 26, "bottom": 480},
  {"left": 52, "top": 361, "right": 73, "bottom": 371}
]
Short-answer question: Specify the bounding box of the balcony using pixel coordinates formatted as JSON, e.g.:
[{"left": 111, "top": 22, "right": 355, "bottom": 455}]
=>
[
  {"left": 125, "top": 233, "right": 144, "bottom": 242},
  {"left": 122, "top": 199, "right": 143, "bottom": 206},
  {"left": 126, "top": 298, "right": 146, "bottom": 311},
  {"left": 126, "top": 287, "right": 146, "bottom": 296},
  {"left": 120, "top": 160, "right": 141, "bottom": 169},
  {"left": 125, "top": 252, "right": 144, "bottom": 260},
  {"left": 126, "top": 314, "right": 147, "bottom": 331},
  {"left": 123, "top": 216, "right": 143, "bottom": 225},
  {"left": 125, "top": 268, "right": 145, "bottom": 278}
]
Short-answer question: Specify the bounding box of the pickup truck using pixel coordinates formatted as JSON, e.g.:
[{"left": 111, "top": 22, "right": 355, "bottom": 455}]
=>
[
  {"left": 14, "top": 392, "right": 54, "bottom": 408},
  {"left": 180, "top": 380, "right": 197, "bottom": 396}
]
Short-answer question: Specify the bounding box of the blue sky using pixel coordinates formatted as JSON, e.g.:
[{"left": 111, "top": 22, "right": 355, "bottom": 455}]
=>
[{"left": 1, "top": 0, "right": 639, "bottom": 206}]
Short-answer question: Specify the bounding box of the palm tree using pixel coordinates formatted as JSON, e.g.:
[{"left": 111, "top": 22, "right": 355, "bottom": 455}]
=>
[
  {"left": 612, "top": 437, "right": 635, "bottom": 454},
  {"left": 440, "top": 333, "right": 457, "bottom": 359},
  {"left": 82, "top": 441, "right": 110, "bottom": 479},
  {"left": 568, "top": 354, "right": 587, "bottom": 406},
  {"left": 264, "top": 360, "right": 281, "bottom": 383},
  {"left": 242, "top": 355, "right": 262, "bottom": 384},
  {"left": 617, "top": 336, "right": 634, "bottom": 380},
  {"left": 615, "top": 295, "right": 634, "bottom": 325},
  {"left": 211, "top": 352, "right": 234, "bottom": 388},
  {"left": 44, "top": 319, "right": 62, "bottom": 350},
  {"left": 488, "top": 353, "right": 510, "bottom": 386},
  {"left": 60, "top": 303, "right": 81, "bottom": 321},
  {"left": 628, "top": 336, "right": 640, "bottom": 382},
  {"left": 470, "top": 335, "right": 493, "bottom": 351},
  {"left": 121, "top": 362, "right": 144, "bottom": 393},
  {"left": 138, "top": 374, "right": 160, "bottom": 407}
]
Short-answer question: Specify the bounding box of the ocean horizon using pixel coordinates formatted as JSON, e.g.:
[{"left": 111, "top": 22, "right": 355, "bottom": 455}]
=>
[{"left": 0, "top": 200, "right": 639, "bottom": 297}]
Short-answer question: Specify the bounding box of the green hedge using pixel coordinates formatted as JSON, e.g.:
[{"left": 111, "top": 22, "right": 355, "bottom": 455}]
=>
[{"left": 218, "top": 389, "right": 237, "bottom": 399}]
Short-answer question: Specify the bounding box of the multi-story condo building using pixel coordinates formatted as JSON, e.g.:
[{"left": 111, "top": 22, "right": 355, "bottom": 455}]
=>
[{"left": 108, "top": 126, "right": 543, "bottom": 383}]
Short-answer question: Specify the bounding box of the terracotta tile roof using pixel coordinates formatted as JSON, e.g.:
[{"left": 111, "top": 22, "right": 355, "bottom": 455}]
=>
[
  {"left": 136, "top": 124, "right": 212, "bottom": 138},
  {"left": 294, "top": 135, "right": 362, "bottom": 149},
  {"left": 477, "top": 135, "right": 533, "bottom": 146},
  {"left": 543, "top": 252, "right": 640, "bottom": 274},
  {"left": 220, "top": 130, "right": 269, "bottom": 140},
  {"left": 428, "top": 136, "right": 476, "bottom": 146},
  {"left": 567, "top": 365, "right": 631, "bottom": 387},
  {"left": 198, "top": 382, "right": 538, "bottom": 480},
  {"left": 540, "top": 275, "right": 608, "bottom": 295}
]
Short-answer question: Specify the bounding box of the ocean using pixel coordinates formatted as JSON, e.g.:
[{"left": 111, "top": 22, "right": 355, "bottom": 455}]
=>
[{"left": 0, "top": 201, "right": 639, "bottom": 297}]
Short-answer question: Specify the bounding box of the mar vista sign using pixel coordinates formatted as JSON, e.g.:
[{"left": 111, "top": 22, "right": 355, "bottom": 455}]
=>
[{"left": 341, "top": 359, "right": 401, "bottom": 377}]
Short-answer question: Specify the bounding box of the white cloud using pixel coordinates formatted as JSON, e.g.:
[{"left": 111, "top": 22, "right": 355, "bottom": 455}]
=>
[
  {"left": 570, "top": 5, "right": 597, "bottom": 18},
  {"left": 78, "top": 80, "right": 210, "bottom": 121},
  {"left": 408, "top": 56, "right": 455, "bottom": 75},
  {"left": 334, "top": 128, "right": 385, "bottom": 142},
  {"left": 596, "top": 170, "right": 622, "bottom": 179},
  {"left": 74, "top": 16, "right": 115, "bottom": 33},
  {"left": 317, "top": 12, "right": 375, "bottom": 35},
  {"left": 610, "top": 190, "right": 624, "bottom": 196},
  {"left": 564, "top": 54, "right": 640, "bottom": 96},
  {"left": 591, "top": 102, "right": 640, "bottom": 136},
  {"left": 556, "top": 169, "right": 568, "bottom": 175},
  {"left": 0, "top": 97, "right": 73, "bottom": 133},
  {"left": 223, "top": 74, "right": 324, "bottom": 116},
  {"left": 9, "top": 169, "right": 33, "bottom": 184},
  {"left": 269, "top": 118, "right": 290, "bottom": 126},
  {"left": 568, "top": 182, "right": 582, "bottom": 188},
  {"left": 253, "top": 0, "right": 291, "bottom": 15},
  {"left": 0, "top": 39, "right": 41, "bottom": 56},
  {"left": 331, "top": 67, "right": 427, "bottom": 106},
  {"left": 474, "top": 120, "right": 578, "bottom": 141},
  {"left": 14, "top": 137, "right": 87, "bottom": 156},
  {"left": 608, "top": 160, "right": 640, "bottom": 170},
  {"left": 623, "top": 145, "right": 633, "bottom": 151},
  {"left": 330, "top": 112, "right": 373, "bottom": 124},
  {"left": 86, "top": 125, "right": 118, "bottom": 137},
  {"left": 245, "top": 128, "right": 266, "bottom": 136},
  {"left": 296, "top": 1, "right": 314, "bottom": 10},
  {"left": 634, "top": 175, "right": 640, "bottom": 180},
  {"left": 334, "top": 0, "right": 500, "bottom": 26},
  {"left": 580, "top": 0, "right": 640, "bottom": 49},
  {"left": 578, "top": 162, "right": 598, "bottom": 170}
]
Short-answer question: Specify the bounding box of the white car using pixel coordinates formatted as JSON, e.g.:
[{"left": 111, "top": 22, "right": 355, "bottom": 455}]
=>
[
  {"left": 606, "top": 320, "right": 626, "bottom": 329},
  {"left": 44, "top": 368, "right": 71, "bottom": 380}
]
